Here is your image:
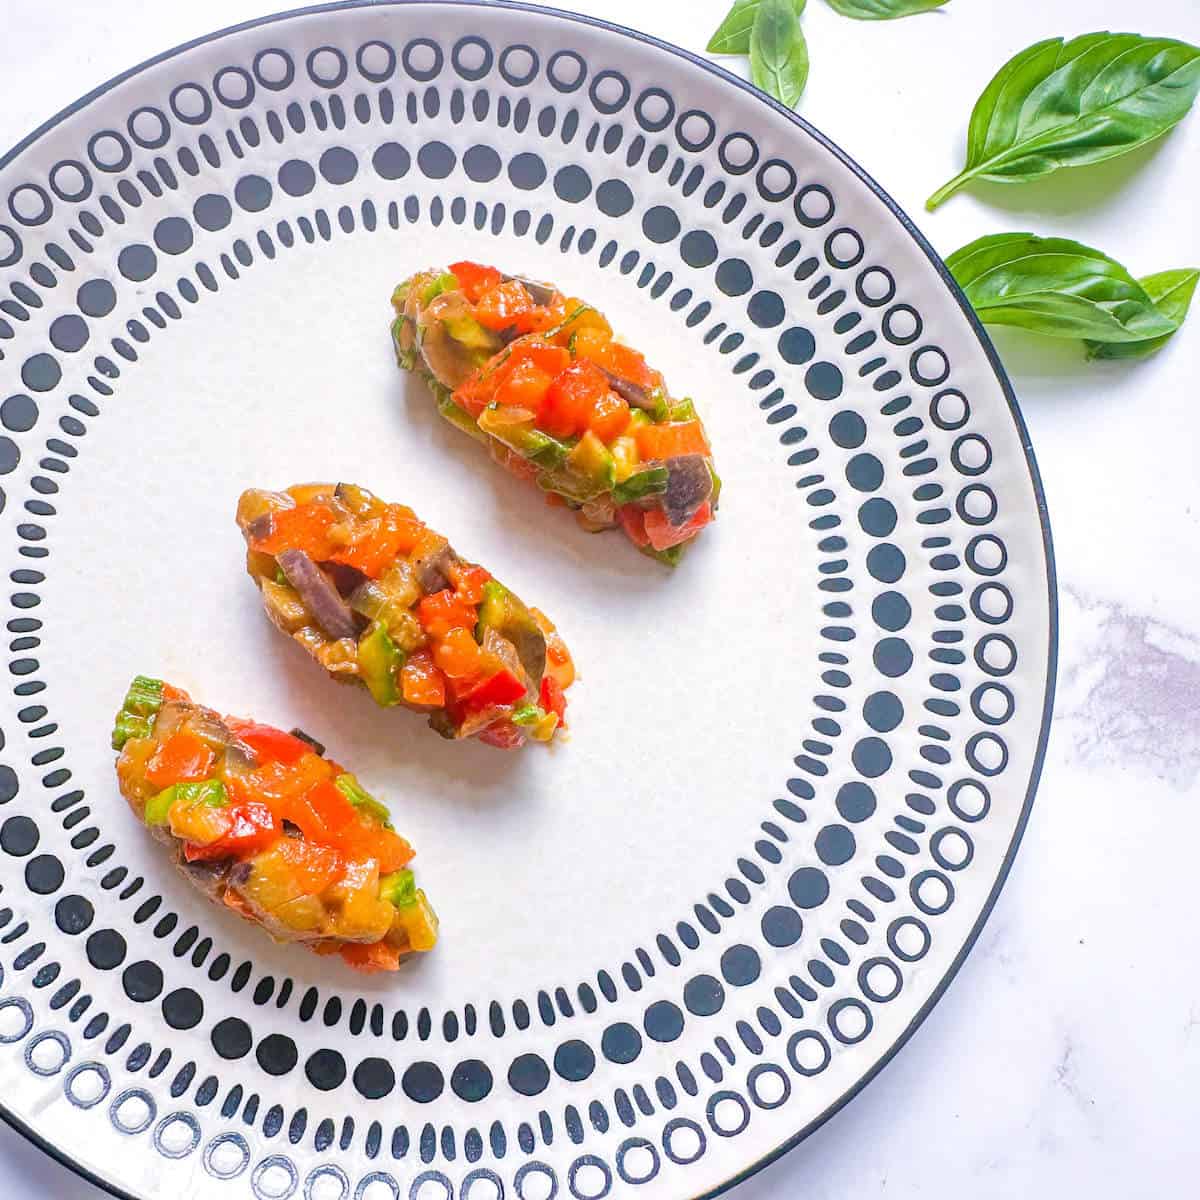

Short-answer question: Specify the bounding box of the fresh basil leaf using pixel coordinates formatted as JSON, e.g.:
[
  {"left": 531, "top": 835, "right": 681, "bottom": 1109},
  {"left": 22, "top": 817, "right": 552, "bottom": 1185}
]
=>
[
  {"left": 927, "top": 32, "right": 1200, "bottom": 209},
  {"left": 946, "top": 233, "right": 1181, "bottom": 343},
  {"left": 707, "top": 0, "right": 806, "bottom": 55},
  {"left": 826, "top": 0, "right": 948, "bottom": 17},
  {"left": 1085, "top": 268, "right": 1199, "bottom": 360},
  {"left": 750, "top": 0, "right": 810, "bottom": 108}
]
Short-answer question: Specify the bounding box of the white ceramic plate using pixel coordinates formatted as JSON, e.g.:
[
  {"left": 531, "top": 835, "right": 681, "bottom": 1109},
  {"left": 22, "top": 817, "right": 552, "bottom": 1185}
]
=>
[{"left": 0, "top": 3, "right": 1055, "bottom": 1198}]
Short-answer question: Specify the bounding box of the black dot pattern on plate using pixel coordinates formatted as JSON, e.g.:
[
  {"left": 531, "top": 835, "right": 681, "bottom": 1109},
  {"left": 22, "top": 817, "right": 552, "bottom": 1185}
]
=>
[{"left": 0, "top": 18, "right": 1030, "bottom": 1197}]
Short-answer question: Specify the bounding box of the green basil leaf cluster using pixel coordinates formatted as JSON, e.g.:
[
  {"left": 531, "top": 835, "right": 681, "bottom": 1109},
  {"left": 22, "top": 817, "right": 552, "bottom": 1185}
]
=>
[
  {"left": 707, "top": 0, "right": 809, "bottom": 107},
  {"left": 929, "top": 32, "right": 1200, "bottom": 209},
  {"left": 750, "top": 0, "right": 810, "bottom": 107},
  {"left": 1084, "top": 269, "right": 1199, "bottom": 360},
  {"left": 826, "top": 0, "right": 949, "bottom": 18},
  {"left": 706, "top": 0, "right": 806, "bottom": 55},
  {"left": 947, "top": 233, "right": 1195, "bottom": 356}
]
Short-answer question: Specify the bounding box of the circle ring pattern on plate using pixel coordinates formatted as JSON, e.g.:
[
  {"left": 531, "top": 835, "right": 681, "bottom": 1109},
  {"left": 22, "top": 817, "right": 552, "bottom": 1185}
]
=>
[{"left": 0, "top": 7, "right": 1051, "bottom": 1200}]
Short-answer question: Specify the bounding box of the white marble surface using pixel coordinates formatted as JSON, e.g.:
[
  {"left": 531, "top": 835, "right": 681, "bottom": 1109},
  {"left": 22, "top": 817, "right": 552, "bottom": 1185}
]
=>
[{"left": 1, "top": 0, "right": 1198, "bottom": 1195}]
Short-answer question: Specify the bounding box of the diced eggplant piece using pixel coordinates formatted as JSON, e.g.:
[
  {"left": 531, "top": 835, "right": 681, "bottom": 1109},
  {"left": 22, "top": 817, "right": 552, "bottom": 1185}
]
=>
[
  {"left": 276, "top": 549, "right": 359, "bottom": 641},
  {"left": 662, "top": 454, "right": 714, "bottom": 527},
  {"left": 411, "top": 538, "right": 456, "bottom": 595}
]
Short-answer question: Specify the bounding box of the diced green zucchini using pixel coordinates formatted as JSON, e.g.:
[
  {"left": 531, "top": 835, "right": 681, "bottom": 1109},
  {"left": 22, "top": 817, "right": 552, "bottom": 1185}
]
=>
[
  {"left": 144, "top": 779, "right": 227, "bottom": 827},
  {"left": 359, "top": 621, "right": 404, "bottom": 707},
  {"left": 379, "top": 868, "right": 417, "bottom": 908},
  {"left": 335, "top": 773, "right": 394, "bottom": 829},
  {"left": 420, "top": 271, "right": 460, "bottom": 305},
  {"left": 647, "top": 543, "right": 688, "bottom": 567},
  {"left": 669, "top": 398, "right": 698, "bottom": 421},
  {"left": 434, "top": 390, "right": 488, "bottom": 443},
  {"left": 112, "top": 676, "right": 165, "bottom": 749},
  {"left": 612, "top": 465, "right": 669, "bottom": 505},
  {"left": 478, "top": 406, "right": 571, "bottom": 468},
  {"left": 708, "top": 460, "right": 723, "bottom": 509},
  {"left": 443, "top": 313, "right": 502, "bottom": 356},
  {"left": 391, "top": 315, "right": 417, "bottom": 370},
  {"left": 511, "top": 702, "right": 545, "bottom": 727}
]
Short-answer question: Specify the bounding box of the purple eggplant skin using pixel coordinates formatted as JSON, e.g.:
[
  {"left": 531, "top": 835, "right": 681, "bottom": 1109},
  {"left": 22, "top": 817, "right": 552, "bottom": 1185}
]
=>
[
  {"left": 275, "top": 549, "right": 359, "bottom": 641},
  {"left": 600, "top": 367, "right": 658, "bottom": 413},
  {"left": 661, "top": 455, "right": 714, "bottom": 527},
  {"left": 411, "top": 538, "right": 456, "bottom": 595},
  {"left": 503, "top": 274, "right": 556, "bottom": 306}
]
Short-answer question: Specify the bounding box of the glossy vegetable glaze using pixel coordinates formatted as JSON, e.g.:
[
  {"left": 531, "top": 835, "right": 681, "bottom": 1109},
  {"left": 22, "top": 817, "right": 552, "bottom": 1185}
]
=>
[
  {"left": 112, "top": 676, "right": 437, "bottom": 972},
  {"left": 391, "top": 262, "right": 720, "bottom": 565},
  {"left": 237, "top": 483, "right": 574, "bottom": 748}
]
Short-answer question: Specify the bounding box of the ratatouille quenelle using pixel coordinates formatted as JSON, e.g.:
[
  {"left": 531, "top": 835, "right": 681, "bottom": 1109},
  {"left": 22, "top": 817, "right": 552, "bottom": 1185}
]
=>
[
  {"left": 391, "top": 261, "right": 719, "bottom": 564},
  {"left": 112, "top": 676, "right": 436, "bottom": 972},
  {"left": 237, "top": 483, "right": 574, "bottom": 748}
]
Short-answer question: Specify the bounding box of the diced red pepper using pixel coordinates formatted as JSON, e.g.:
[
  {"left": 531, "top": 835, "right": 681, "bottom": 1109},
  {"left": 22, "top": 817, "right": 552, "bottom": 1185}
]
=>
[
  {"left": 340, "top": 940, "right": 402, "bottom": 973},
  {"left": 336, "top": 819, "right": 414, "bottom": 873},
  {"left": 401, "top": 650, "right": 447, "bottom": 707},
  {"left": 449, "top": 260, "right": 502, "bottom": 303},
  {"left": 462, "top": 669, "right": 527, "bottom": 713},
  {"left": 161, "top": 683, "right": 188, "bottom": 704},
  {"left": 617, "top": 505, "right": 650, "bottom": 548},
  {"left": 540, "top": 675, "right": 567, "bottom": 723},
  {"left": 476, "top": 720, "right": 526, "bottom": 750},
  {"left": 636, "top": 421, "right": 709, "bottom": 462},
  {"left": 417, "top": 589, "right": 479, "bottom": 638},
  {"left": 284, "top": 779, "right": 357, "bottom": 843},
  {"left": 225, "top": 719, "right": 310, "bottom": 765},
  {"left": 644, "top": 501, "right": 714, "bottom": 551},
  {"left": 145, "top": 731, "right": 217, "bottom": 790},
  {"left": 226, "top": 753, "right": 333, "bottom": 811},
  {"left": 183, "top": 801, "right": 278, "bottom": 861}
]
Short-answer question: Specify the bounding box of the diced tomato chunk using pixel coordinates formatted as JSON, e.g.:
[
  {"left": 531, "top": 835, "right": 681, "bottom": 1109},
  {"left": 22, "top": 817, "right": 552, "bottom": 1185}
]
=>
[
  {"left": 449, "top": 260, "right": 502, "bottom": 303},
  {"left": 644, "top": 501, "right": 714, "bottom": 551},
  {"left": 474, "top": 279, "right": 538, "bottom": 331},
  {"left": 605, "top": 341, "right": 656, "bottom": 389},
  {"left": 251, "top": 501, "right": 337, "bottom": 559},
  {"left": 145, "top": 731, "right": 217, "bottom": 789},
  {"left": 274, "top": 836, "right": 346, "bottom": 895},
  {"left": 636, "top": 420, "right": 709, "bottom": 461},
  {"left": 448, "top": 562, "right": 492, "bottom": 604},
  {"left": 588, "top": 389, "right": 631, "bottom": 443},
  {"left": 617, "top": 505, "right": 650, "bottom": 548},
  {"left": 417, "top": 589, "right": 479, "bottom": 638},
  {"left": 401, "top": 650, "right": 447, "bottom": 707},
  {"left": 433, "top": 626, "right": 487, "bottom": 693},
  {"left": 494, "top": 360, "right": 555, "bottom": 410},
  {"left": 328, "top": 506, "right": 424, "bottom": 578},
  {"left": 540, "top": 359, "right": 607, "bottom": 439},
  {"left": 225, "top": 720, "right": 310, "bottom": 765}
]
